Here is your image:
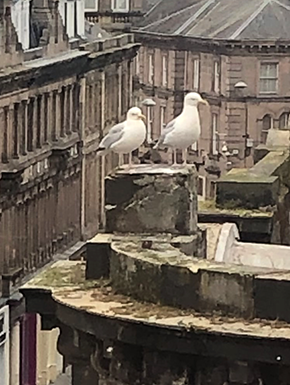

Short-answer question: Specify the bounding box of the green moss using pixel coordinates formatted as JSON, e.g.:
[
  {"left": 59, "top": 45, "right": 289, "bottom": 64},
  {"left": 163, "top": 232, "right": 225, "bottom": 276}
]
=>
[
  {"left": 198, "top": 199, "right": 274, "bottom": 217},
  {"left": 31, "top": 262, "right": 109, "bottom": 291}
]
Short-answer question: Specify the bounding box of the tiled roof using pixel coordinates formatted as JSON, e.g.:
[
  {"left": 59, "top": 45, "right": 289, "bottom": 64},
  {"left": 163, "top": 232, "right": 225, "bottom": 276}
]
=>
[{"left": 137, "top": 0, "right": 290, "bottom": 40}]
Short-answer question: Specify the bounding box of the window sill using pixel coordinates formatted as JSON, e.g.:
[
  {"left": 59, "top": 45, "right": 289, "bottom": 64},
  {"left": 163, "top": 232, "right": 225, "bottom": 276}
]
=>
[{"left": 259, "top": 92, "right": 278, "bottom": 96}]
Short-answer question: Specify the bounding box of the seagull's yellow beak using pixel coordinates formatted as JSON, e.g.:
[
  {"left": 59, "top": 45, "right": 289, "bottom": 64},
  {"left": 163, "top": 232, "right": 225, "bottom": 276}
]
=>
[
  {"left": 139, "top": 114, "right": 146, "bottom": 122},
  {"left": 200, "top": 98, "right": 209, "bottom": 106}
]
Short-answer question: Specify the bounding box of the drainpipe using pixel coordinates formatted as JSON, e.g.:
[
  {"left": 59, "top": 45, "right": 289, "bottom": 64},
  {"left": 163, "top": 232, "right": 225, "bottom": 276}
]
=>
[
  {"left": 80, "top": 76, "right": 86, "bottom": 239},
  {"left": 100, "top": 71, "right": 106, "bottom": 229}
]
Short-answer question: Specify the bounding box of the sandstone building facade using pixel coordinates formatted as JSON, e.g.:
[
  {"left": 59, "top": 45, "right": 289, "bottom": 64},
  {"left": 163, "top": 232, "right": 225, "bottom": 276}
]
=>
[
  {"left": 133, "top": 0, "right": 290, "bottom": 198},
  {"left": 0, "top": 1, "right": 138, "bottom": 383}
]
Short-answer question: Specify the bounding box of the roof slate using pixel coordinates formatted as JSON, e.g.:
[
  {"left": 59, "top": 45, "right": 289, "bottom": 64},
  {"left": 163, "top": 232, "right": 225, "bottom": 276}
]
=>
[{"left": 137, "top": 0, "right": 290, "bottom": 40}]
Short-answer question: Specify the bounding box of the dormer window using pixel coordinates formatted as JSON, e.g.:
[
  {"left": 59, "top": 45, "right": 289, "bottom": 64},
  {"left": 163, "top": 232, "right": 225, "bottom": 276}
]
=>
[{"left": 111, "top": 0, "right": 129, "bottom": 12}]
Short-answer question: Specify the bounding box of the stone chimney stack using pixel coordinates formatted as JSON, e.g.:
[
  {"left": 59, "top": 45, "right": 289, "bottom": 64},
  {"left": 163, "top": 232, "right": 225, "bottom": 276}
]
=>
[{"left": 105, "top": 165, "right": 198, "bottom": 235}]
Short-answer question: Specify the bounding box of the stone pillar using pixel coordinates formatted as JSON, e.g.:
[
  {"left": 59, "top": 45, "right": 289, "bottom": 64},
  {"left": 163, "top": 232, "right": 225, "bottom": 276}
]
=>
[
  {"left": 36, "top": 95, "right": 42, "bottom": 148},
  {"left": 32, "top": 96, "right": 38, "bottom": 149},
  {"left": 90, "top": 84, "right": 95, "bottom": 132},
  {"left": 105, "top": 165, "right": 198, "bottom": 235},
  {"left": 117, "top": 65, "right": 122, "bottom": 120},
  {"left": 13, "top": 102, "right": 20, "bottom": 158},
  {"left": 52, "top": 91, "right": 58, "bottom": 141},
  {"left": 21, "top": 100, "right": 28, "bottom": 155},
  {"left": 57, "top": 325, "right": 99, "bottom": 385},
  {"left": 7, "top": 105, "right": 13, "bottom": 159},
  {"left": 43, "top": 92, "right": 49, "bottom": 144},
  {"left": 67, "top": 85, "right": 72, "bottom": 135},
  {"left": 60, "top": 87, "right": 65, "bottom": 138},
  {"left": 1, "top": 107, "right": 8, "bottom": 163}
]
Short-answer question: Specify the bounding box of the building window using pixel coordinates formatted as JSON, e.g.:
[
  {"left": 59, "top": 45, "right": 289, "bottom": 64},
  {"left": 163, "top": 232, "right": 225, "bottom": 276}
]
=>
[
  {"left": 111, "top": 0, "right": 129, "bottom": 12},
  {"left": 135, "top": 53, "right": 140, "bottom": 76},
  {"left": 162, "top": 55, "right": 168, "bottom": 87},
  {"left": 160, "top": 106, "right": 166, "bottom": 129},
  {"left": 261, "top": 114, "right": 273, "bottom": 144},
  {"left": 197, "top": 176, "right": 206, "bottom": 199},
  {"left": 11, "top": 0, "right": 30, "bottom": 50},
  {"left": 148, "top": 53, "right": 154, "bottom": 84},
  {"left": 212, "top": 113, "right": 218, "bottom": 155},
  {"left": 213, "top": 61, "right": 220, "bottom": 93},
  {"left": 210, "top": 181, "right": 216, "bottom": 199},
  {"left": 193, "top": 59, "right": 200, "bottom": 91},
  {"left": 85, "top": 0, "right": 98, "bottom": 10},
  {"left": 147, "top": 107, "right": 153, "bottom": 142},
  {"left": 279, "top": 112, "right": 290, "bottom": 130},
  {"left": 259, "top": 63, "right": 278, "bottom": 94}
]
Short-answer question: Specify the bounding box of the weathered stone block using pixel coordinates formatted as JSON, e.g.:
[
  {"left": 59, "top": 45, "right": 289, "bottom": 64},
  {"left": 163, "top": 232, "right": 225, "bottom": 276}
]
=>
[
  {"left": 198, "top": 269, "right": 254, "bottom": 318},
  {"left": 216, "top": 169, "right": 279, "bottom": 209},
  {"left": 86, "top": 235, "right": 111, "bottom": 280},
  {"left": 105, "top": 165, "right": 198, "bottom": 235}
]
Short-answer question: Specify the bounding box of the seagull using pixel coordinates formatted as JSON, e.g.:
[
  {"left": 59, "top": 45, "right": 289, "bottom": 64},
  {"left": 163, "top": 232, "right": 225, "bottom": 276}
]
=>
[
  {"left": 97, "top": 107, "right": 146, "bottom": 168},
  {"left": 154, "top": 92, "right": 208, "bottom": 165}
]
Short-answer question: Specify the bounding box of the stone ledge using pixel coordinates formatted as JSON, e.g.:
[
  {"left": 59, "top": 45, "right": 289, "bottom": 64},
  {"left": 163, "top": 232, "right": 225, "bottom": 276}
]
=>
[
  {"left": 217, "top": 170, "right": 279, "bottom": 209},
  {"left": 85, "top": 232, "right": 205, "bottom": 280},
  {"left": 20, "top": 261, "right": 290, "bottom": 366},
  {"left": 109, "top": 242, "right": 290, "bottom": 321}
]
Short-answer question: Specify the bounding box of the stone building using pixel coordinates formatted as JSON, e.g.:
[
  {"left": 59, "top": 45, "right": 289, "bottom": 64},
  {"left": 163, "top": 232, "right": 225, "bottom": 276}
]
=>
[
  {"left": 132, "top": 0, "right": 290, "bottom": 198},
  {"left": 21, "top": 163, "right": 290, "bottom": 385},
  {"left": 0, "top": 1, "right": 139, "bottom": 383},
  {"left": 84, "top": 0, "right": 146, "bottom": 32}
]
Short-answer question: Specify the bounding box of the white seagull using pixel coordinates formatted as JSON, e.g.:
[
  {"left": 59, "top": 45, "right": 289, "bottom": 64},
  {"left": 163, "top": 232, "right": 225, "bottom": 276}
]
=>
[
  {"left": 154, "top": 92, "right": 208, "bottom": 165},
  {"left": 97, "top": 107, "right": 146, "bottom": 168}
]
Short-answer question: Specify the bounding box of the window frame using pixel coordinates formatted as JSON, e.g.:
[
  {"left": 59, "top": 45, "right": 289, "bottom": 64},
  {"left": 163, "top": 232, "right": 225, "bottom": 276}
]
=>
[
  {"left": 279, "top": 112, "right": 290, "bottom": 130},
  {"left": 135, "top": 53, "right": 140, "bottom": 76},
  {"left": 148, "top": 53, "right": 154, "bottom": 85},
  {"left": 212, "top": 113, "right": 219, "bottom": 155},
  {"left": 197, "top": 176, "right": 206, "bottom": 200},
  {"left": 85, "top": 0, "right": 98, "bottom": 11},
  {"left": 261, "top": 114, "right": 274, "bottom": 144},
  {"left": 147, "top": 107, "right": 153, "bottom": 142},
  {"left": 259, "top": 62, "right": 278, "bottom": 95},
  {"left": 111, "top": 0, "right": 129, "bottom": 13},
  {"left": 161, "top": 55, "right": 168, "bottom": 87},
  {"left": 160, "top": 105, "right": 166, "bottom": 130},
  {"left": 213, "top": 61, "right": 220, "bottom": 94},
  {"left": 193, "top": 58, "right": 200, "bottom": 91}
]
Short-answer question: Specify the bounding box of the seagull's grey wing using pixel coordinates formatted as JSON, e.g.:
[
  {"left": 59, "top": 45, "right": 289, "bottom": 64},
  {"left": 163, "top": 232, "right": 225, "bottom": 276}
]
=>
[
  {"left": 98, "top": 122, "right": 125, "bottom": 150},
  {"left": 155, "top": 118, "right": 177, "bottom": 147}
]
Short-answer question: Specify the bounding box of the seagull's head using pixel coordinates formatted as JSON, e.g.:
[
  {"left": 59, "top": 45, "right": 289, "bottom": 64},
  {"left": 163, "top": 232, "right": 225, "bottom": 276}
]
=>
[
  {"left": 127, "top": 107, "right": 146, "bottom": 122},
  {"left": 184, "top": 92, "right": 209, "bottom": 107}
]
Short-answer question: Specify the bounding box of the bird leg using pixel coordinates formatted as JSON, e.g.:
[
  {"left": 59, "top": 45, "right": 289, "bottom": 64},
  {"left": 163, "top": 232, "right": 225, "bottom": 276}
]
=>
[
  {"left": 172, "top": 149, "right": 177, "bottom": 166},
  {"left": 118, "top": 154, "right": 123, "bottom": 168},
  {"left": 182, "top": 148, "right": 188, "bottom": 165},
  {"left": 128, "top": 152, "right": 133, "bottom": 168}
]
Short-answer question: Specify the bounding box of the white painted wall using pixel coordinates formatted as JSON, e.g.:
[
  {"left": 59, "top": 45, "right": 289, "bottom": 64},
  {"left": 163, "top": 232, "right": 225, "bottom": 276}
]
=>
[
  {"left": 36, "top": 315, "right": 63, "bottom": 385},
  {"left": 10, "top": 321, "right": 20, "bottom": 385},
  {"left": 11, "top": 0, "right": 30, "bottom": 50},
  {"left": 59, "top": 0, "right": 85, "bottom": 39},
  {"left": 0, "top": 306, "right": 10, "bottom": 385}
]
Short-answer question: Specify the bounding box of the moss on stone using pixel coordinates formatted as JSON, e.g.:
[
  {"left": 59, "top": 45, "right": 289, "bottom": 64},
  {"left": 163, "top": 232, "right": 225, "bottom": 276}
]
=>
[
  {"left": 28, "top": 262, "right": 109, "bottom": 291},
  {"left": 198, "top": 199, "right": 274, "bottom": 217}
]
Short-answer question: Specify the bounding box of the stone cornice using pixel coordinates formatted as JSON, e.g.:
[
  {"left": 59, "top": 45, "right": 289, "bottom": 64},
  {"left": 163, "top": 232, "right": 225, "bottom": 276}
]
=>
[
  {"left": 0, "top": 36, "right": 139, "bottom": 96},
  {"left": 133, "top": 30, "right": 290, "bottom": 56}
]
